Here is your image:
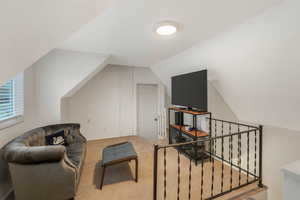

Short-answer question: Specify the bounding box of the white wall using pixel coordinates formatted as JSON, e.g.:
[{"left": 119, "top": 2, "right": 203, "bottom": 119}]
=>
[
  {"left": 0, "top": 0, "right": 110, "bottom": 85},
  {"left": 65, "top": 65, "right": 165, "bottom": 140},
  {"left": 33, "top": 49, "right": 109, "bottom": 127},
  {"left": 0, "top": 49, "right": 110, "bottom": 144},
  {"left": 262, "top": 126, "right": 300, "bottom": 200},
  {"left": 0, "top": 67, "right": 36, "bottom": 199},
  {"left": 207, "top": 82, "right": 237, "bottom": 121}
]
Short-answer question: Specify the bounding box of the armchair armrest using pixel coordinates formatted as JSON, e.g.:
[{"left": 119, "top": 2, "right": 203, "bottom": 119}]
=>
[
  {"left": 3, "top": 145, "right": 66, "bottom": 164},
  {"left": 76, "top": 131, "right": 87, "bottom": 143},
  {"left": 8, "top": 154, "right": 77, "bottom": 200},
  {"left": 69, "top": 129, "right": 87, "bottom": 144}
]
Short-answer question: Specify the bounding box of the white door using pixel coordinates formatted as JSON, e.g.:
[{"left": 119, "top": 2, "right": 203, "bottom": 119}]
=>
[{"left": 137, "top": 84, "right": 158, "bottom": 140}]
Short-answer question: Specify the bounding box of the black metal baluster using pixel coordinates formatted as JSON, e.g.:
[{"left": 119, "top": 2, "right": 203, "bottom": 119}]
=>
[
  {"left": 228, "top": 124, "right": 231, "bottom": 161},
  {"left": 221, "top": 122, "right": 224, "bottom": 193},
  {"left": 254, "top": 130, "right": 257, "bottom": 176},
  {"left": 229, "top": 124, "right": 233, "bottom": 190},
  {"left": 164, "top": 148, "right": 167, "bottom": 200},
  {"left": 258, "top": 125, "right": 263, "bottom": 187},
  {"left": 247, "top": 127, "right": 250, "bottom": 183},
  {"left": 188, "top": 158, "right": 192, "bottom": 200},
  {"left": 177, "top": 151, "right": 180, "bottom": 200},
  {"left": 211, "top": 138, "right": 215, "bottom": 197},
  {"left": 209, "top": 116, "right": 212, "bottom": 161},
  {"left": 153, "top": 145, "right": 158, "bottom": 200},
  {"left": 168, "top": 109, "right": 171, "bottom": 144},
  {"left": 209, "top": 113, "right": 212, "bottom": 137},
  {"left": 200, "top": 157, "right": 204, "bottom": 200},
  {"left": 160, "top": 116, "right": 263, "bottom": 200},
  {"left": 214, "top": 121, "right": 217, "bottom": 155},
  {"left": 238, "top": 125, "right": 242, "bottom": 186}
]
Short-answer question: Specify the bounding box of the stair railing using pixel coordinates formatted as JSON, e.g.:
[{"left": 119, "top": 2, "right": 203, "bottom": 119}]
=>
[{"left": 153, "top": 118, "right": 263, "bottom": 200}]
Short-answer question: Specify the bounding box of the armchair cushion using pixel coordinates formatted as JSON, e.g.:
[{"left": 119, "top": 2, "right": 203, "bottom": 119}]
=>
[
  {"left": 3, "top": 144, "right": 66, "bottom": 164},
  {"left": 66, "top": 143, "right": 85, "bottom": 167}
]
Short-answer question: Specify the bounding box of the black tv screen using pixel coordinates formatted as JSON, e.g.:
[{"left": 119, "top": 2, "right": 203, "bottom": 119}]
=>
[{"left": 171, "top": 70, "right": 207, "bottom": 111}]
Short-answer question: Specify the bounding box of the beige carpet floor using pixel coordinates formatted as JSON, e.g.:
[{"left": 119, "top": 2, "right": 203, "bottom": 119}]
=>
[{"left": 76, "top": 136, "right": 262, "bottom": 200}]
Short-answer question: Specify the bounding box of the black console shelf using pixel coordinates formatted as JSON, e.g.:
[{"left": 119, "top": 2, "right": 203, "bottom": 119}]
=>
[{"left": 168, "top": 107, "right": 212, "bottom": 164}]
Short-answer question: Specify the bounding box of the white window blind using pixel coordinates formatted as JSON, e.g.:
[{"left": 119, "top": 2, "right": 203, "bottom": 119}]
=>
[{"left": 0, "top": 74, "right": 24, "bottom": 122}]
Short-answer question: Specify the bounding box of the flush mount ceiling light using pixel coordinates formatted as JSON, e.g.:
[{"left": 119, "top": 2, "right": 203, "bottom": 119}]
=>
[{"left": 155, "top": 21, "right": 180, "bottom": 36}]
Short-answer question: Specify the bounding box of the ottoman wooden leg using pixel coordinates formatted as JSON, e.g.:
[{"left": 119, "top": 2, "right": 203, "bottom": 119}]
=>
[
  {"left": 135, "top": 158, "right": 138, "bottom": 182},
  {"left": 100, "top": 166, "right": 106, "bottom": 190}
]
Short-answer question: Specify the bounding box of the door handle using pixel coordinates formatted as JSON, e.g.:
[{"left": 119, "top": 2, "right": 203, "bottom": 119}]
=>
[{"left": 154, "top": 118, "right": 158, "bottom": 121}]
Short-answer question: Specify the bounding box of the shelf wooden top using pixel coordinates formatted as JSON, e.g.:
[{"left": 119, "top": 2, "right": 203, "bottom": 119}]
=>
[
  {"left": 169, "top": 107, "right": 210, "bottom": 115},
  {"left": 170, "top": 124, "right": 209, "bottom": 137}
]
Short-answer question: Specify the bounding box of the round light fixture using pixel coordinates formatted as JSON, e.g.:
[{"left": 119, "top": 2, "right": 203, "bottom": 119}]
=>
[{"left": 155, "top": 21, "right": 179, "bottom": 36}]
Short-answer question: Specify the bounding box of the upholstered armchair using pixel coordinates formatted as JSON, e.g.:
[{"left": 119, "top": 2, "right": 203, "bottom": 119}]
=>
[{"left": 2, "top": 123, "right": 86, "bottom": 200}]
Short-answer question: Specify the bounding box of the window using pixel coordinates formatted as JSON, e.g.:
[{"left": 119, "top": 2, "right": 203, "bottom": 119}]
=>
[{"left": 0, "top": 74, "right": 24, "bottom": 126}]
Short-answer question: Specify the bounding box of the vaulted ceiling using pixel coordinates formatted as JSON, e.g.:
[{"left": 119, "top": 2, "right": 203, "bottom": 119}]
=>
[
  {"left": 152, "top": 0, "right": 300, "bottom": 131},
  {"left": 60, "top": 0, "right": 280, "bottom": 66},
  {"left": 0, "top": 0, "right": 110, "bottom": 84},
  {"left": 3, "top": 0, "right": 297, "bottom": 130}
]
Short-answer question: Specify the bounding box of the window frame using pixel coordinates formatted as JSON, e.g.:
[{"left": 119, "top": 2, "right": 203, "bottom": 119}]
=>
[{"left": 0, "top": 74, "right": 24, "bottom": 130}]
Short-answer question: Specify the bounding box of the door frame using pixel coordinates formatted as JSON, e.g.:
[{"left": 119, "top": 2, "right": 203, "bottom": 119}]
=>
[{"left": 136, "top": 83, "right": 159, "bottom": 139}]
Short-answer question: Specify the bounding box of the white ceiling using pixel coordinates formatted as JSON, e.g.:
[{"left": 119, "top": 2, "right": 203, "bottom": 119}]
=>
[
  {"left": 2, "top": 0, "right": 294, "bottom": 131},
  {"left": 152, "top": 0, "right": 300, "bottom": 131},
  {"left": 60, "top": 0, "right": 280, "bottom": 67},
  {"left": 0, "top": 0, "right": 110, "bottom": 84}
]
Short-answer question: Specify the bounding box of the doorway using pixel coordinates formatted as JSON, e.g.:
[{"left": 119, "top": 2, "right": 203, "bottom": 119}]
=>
[{"left": 137, "top": 84, "right": 158, "bottom": 140}]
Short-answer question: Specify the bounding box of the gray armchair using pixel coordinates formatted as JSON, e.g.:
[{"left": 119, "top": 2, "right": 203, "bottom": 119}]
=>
[{"left": 2, "top": 123, "right": 86, "bottom": 200}]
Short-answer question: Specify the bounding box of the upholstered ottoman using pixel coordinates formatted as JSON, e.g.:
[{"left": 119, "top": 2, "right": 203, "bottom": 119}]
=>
[{"left": 100, "top": 142, "right": 138, "bottom": 189}]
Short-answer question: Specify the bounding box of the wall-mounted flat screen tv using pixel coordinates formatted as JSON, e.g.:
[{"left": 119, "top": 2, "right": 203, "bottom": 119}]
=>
[{"left": 171, "top": 70, "right": 207, "bottom": 111}]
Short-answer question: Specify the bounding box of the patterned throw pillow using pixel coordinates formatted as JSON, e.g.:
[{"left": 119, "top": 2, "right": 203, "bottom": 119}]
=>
[{"left": 45, "top": 130, "right": 67, "bottom": 146}]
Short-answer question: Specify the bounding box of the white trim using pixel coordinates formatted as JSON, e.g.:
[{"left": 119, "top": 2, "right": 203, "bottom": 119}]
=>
[
  {"left": 0, "top": 115, "right": 24, "bottom": 131},
  {"left": 0, "top": 73, "right": 24, "bottom": 123}
]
